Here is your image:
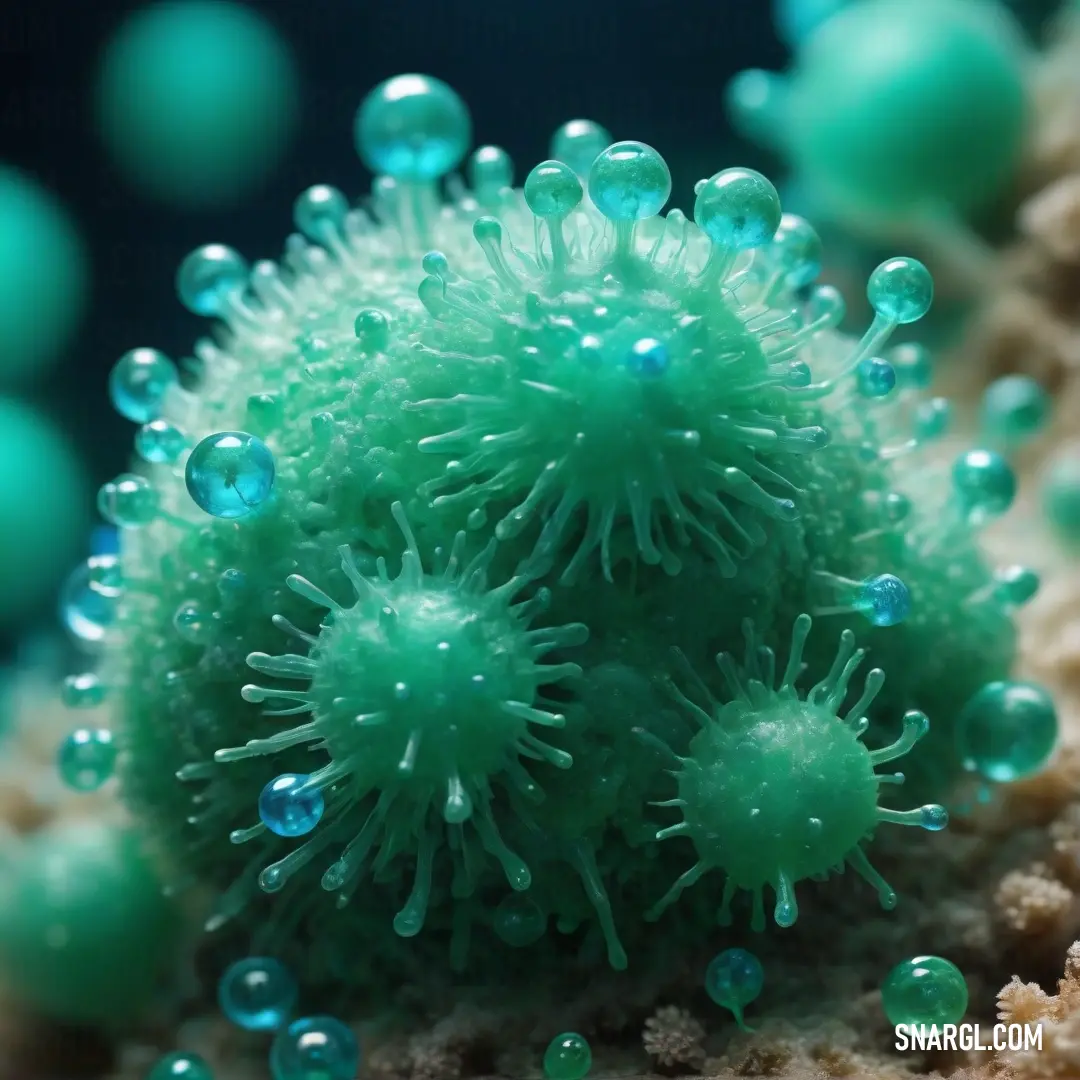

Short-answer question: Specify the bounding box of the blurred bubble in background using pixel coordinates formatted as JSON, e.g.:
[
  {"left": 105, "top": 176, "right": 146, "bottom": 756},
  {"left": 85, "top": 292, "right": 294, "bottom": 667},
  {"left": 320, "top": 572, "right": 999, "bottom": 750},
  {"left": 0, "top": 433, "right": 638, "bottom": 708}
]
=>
[
  {"left": 0, "top": 168, "right": 87, "bottom": 389},
  {"left": 94, "top": 0, "right": 300, "bottom": 210}
]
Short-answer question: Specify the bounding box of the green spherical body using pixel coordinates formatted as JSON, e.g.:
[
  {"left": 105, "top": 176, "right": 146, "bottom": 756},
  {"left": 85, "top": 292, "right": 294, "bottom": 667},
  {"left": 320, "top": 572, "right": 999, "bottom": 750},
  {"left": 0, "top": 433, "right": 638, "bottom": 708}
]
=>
[
  {"left": 0, "top": 398, "right": 88, "bottom": 627},
  {"left": 0, "top": 822, "right": 178, "bottom": 1025},
  {"left": 95, "top": 0, "right": 298, "bottom": 208},
  {"left": 0, "top": 169, "right": 86, "bottom": 386},
  {"left": 680, "top": 697, "right": 879, "bottom": 887},
  {"left": 785, "top": 0, "right": 1028, "bottom": 218}
]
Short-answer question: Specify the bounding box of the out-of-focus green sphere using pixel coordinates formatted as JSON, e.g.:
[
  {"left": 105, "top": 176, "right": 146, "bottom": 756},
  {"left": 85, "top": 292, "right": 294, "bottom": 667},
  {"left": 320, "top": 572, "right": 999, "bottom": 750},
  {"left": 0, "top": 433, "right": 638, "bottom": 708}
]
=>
[
  {"left": 95, "top": 0, "right": 299, "bottom": 209},
  {"left": 785, "top": 0, "right": 1029, "bottom": 219},
  {"left": 0, "top": 821, "right": 178, "bottom": 1026},
  {"left": 0, "top": 398, "right": 89, "bottom": 628},
  {"left": 0, "top": 169, "right": 87, "bottom": 387}
]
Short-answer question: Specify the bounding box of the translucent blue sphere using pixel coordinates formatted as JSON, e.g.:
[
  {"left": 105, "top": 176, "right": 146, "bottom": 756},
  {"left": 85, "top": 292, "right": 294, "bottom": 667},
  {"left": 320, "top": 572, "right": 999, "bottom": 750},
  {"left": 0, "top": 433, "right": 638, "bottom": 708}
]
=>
[
  {"left": 914, "top": 397, "right": 952, "bottom": 441},
  {"left": 60, "top": 555, "right": 120, "bottom": 650},
  {"left": 108, "top": 348, "right": 179, "bottom": 423},
  {"left": 980, "top": 374, "right": 1050, "bottom": 447},
  {"left": 857, "top": 357, "right": 897, "bottom": 398},
  {"left": 136, "top": 419, "right": 188, "bottom": 465},
  {"left": 694, "top": 167, "right": 782, "bottom": 250},
  {"left": 957, "top": 680, "right": 1058, "bottom": 782},
  {"left": 857, "top": 573, "right": 911, "bottom": 627},
  {"left": 270, "top": 1015, "right": 359, "bottom": 1080},
  {"left": 952, "top": 448, "right": 1016, "bottom": 522},
  {"left": 867, "top": 257, "right": 933, "bottom": 324},
  {"left": 355, "top": 74, "right": 471, "bottom": 182},
  {"left": 219, "top": 956, "right": 297, "bottom": 1031},
  {"left": 771, "top": 213, "right": 821, "bottom": 288},
  {"left": 57, "top": 728, "right": 117, "bottom": 792},
  {"left": 185, "top": 431, "right": 275, "bottom": 519},
  {"left": 293, "top": 185, "right": 348, "bottom": 242},
  {"left": 469, "top": 146, "right": 514, "bottom": 197},
  {"left": 524, "top": 160, "right": 583, "bottom": 219},
  {"left": 259, "top": 774, "right": 324, "bottom": 838},
  {"left": 176, "top": 244, "right": 249, "bottom": 317},
  {"left": 551, "top": 119, "right": 612, "bottom": 177},
  {"left": 706, "top": 948, "right": 763, "bottom": 1029},
  {"left": 888, "top": 342, "right": 934, "bottom": 390},
  {"left": 588, "top": 141, "right": 671, "bottom": 222},
  {"left": 625, "top": 337, "right": 669, "bottom": 377}
]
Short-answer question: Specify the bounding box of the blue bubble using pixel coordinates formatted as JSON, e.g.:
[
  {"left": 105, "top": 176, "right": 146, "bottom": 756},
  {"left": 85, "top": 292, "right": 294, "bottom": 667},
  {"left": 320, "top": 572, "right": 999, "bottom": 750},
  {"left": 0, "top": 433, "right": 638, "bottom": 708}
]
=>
[
  {"left": 857, "top": 573, "right": 911, "bottom": 627},
  {"left": 219, "top": 956, "right": 297, "bottom": 1031},
  {"left": 270, "top": 1016, "right": 359, "bottom": 1080},
  {"left": 625, "top": 337, "right": 670, "bottom": 377},
  {"left": 177, "top": 244, "right": 249, "bottom": 317},
  {"left": 355, "top": 74, "right": 471, "bottom": 182},
  {"left": 259, "top": 774, "right": 324, "bottom": 838},
  {"left": 185, "top": 431, "right": 275, "bottom": 519}
]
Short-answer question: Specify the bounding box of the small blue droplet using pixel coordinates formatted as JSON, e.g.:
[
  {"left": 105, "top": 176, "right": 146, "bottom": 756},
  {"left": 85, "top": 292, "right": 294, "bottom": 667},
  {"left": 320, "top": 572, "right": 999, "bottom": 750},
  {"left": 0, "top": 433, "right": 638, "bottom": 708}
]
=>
[
  {"left": 705, "top": 948, "right": 763, "bottom": 1029},
  {"left": 857, "top": 357, "right": 896, "bottom": 399},
  {"left": 60, "top": 555, "right": 120, "bottom": 649},
  {"left": 219, "top": 956, "right": 297, "bottom": 1031},
  {"left": 551, "top": 119, "right": 612, "bottom": 177},
  {"left": 867, "top": 257, "right": 933, "bottom": 324},
  {"left": 857, "top": 573, "right": 911, "bottom": 627},
  {"left": 109, "top": 347, "right": 179, "bottom": 423},
  {"left": 625, "top": 337, "right": 669, "bottom": 377},
  {"left": 259, "top": 773, "right": 324, "bottom": 837},
  {"left": 177, "top": 244, "right": 249, "bottom": 316},
  {"left": 919, "top": 804, "right": 949, "bottom": 832},
  {"left": 914, "top": 397, "right": 952, "bottom": 441},
  {"left": 270, "top": 1016, "right": 359, "bottom": 1080},
  {"left": 185, "top": 431, "right": 275, "bottom": 519},
  {"left": 952, "top": 448, "right": 1016, "bottom": 523},
  {"left": 355, "top": 74, "right": 471, "bottom": 182},
  {"left": 136, "top": 418, "right": 189, "bottom": 464},
  {"left": 293, "top": 184, "right": 349, "bottom": 242}
]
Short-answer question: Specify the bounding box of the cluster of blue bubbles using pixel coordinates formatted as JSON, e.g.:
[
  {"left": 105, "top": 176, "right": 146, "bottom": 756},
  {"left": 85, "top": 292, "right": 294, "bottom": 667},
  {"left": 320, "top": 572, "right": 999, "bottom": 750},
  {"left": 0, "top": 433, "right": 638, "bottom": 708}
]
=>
[{"left": 95, "top": 0, "right": 299, "bottom": 209}]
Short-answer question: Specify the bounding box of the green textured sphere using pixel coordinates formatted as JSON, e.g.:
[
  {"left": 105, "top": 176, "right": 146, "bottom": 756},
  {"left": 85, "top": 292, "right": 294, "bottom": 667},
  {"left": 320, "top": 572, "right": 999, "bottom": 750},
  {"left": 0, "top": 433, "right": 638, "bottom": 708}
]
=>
[
  {"left": 785, "top": 0, "right": 1028, "bottom": 217},
  {"left": 682, "top": 697, "right": 879, "bottom": 890},
  {"left": 881, "top": 955, "right": 968, "bottom": 1028},
  {"left": 0, "top": 822, "right": 178, "bottom": 1025}
]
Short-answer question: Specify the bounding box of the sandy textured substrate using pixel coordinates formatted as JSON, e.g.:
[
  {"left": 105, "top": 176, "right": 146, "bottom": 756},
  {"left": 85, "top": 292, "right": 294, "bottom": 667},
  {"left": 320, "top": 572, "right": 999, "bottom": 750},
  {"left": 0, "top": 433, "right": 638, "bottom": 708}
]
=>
[{"left": 10, "top": 19, "right": 1080, "bottom": 1080}]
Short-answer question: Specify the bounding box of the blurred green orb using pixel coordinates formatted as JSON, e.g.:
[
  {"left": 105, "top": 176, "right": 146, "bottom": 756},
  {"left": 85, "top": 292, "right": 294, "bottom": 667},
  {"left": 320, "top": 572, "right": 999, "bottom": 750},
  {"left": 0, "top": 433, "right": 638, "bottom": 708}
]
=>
[
  {"left": 785, "top": 0, "right": 1029, "bottom": 219},
  {"left": 0, "top": 398, "right": 88, "bottom": 628},
  {"left": 0, "top": 821, "right": 178, "bottom": 1025},
  {"left": 95, "top": 0, "right": 299, "bottom": 209},
  {"left": 0, "top": 169, "right": 87, "bottom": 387}
]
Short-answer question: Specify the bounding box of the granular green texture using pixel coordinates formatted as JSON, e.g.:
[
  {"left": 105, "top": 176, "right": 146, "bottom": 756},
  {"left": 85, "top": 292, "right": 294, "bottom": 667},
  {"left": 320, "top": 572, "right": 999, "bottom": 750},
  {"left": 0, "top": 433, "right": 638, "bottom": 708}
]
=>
[{"left": 81, "top": 74, "right": 1026, "bottom": 992}]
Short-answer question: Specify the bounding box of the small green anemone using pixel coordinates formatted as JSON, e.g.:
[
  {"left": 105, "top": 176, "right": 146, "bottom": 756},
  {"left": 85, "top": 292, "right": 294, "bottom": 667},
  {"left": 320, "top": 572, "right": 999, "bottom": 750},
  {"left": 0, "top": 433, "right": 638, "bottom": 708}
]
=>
[{"left": 644, "top": 614, "right": 948, "bottom": 930}]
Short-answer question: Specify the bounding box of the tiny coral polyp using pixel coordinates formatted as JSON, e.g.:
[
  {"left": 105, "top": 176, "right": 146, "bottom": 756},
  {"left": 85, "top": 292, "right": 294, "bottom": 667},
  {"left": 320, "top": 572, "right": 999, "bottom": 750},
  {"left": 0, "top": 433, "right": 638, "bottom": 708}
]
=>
[{"left": 645, "top": 615, "right": 948, "bottom": 931}]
